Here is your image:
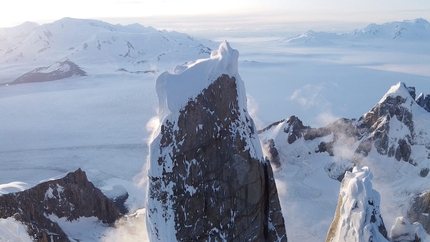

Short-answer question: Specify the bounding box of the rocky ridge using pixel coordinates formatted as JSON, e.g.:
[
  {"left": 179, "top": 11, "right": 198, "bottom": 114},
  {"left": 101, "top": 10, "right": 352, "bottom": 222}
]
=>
[
  {"left": 11, "top": 60, "right": 86, "bottom": 84},
  {"left": 0, "top": 168, "right": 120, "bottom": 242}
]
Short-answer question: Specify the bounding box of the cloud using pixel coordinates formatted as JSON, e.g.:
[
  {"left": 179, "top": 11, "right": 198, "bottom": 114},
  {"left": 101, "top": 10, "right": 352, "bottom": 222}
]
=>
[
  {"left": 316, "top": 112, "right": 339, "bottom": 127},
  {"left": 290, "top": 83, "right": 340, "bottom": 126},
  {"left": 101, "top": 209, "right": 149, "bottom": 242},
  {"left": 247, "top": 94, "right": 265, "bottom": 130},
  {"left": 290, "top": 84, "right": 328, "bottom": 110}
]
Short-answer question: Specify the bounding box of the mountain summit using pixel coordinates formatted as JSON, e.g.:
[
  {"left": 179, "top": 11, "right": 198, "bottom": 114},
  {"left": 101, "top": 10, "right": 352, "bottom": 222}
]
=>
[{"left": 146, "top": 41, "right": 287, "bottom": 241}]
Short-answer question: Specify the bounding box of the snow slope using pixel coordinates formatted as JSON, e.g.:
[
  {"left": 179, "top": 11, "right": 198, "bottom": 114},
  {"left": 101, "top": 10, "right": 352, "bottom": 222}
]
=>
[{"left": 0, "top": 217, "right": 32, "bottom": 242}]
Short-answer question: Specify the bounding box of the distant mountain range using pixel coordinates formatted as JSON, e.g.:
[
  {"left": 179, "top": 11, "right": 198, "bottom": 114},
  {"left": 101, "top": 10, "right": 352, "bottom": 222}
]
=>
[
  {"left": 286, "top": 18, "right": 430, "bottom": 45},
  {"left": 0, "top": 18, "right": 212, "bottom": 84}
]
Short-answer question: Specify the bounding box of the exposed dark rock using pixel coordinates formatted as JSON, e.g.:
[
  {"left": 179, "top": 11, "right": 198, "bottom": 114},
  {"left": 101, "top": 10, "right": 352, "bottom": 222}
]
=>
[
  {"left": 147, "top": 74, "right": 287, "bottom": 241},
  {"left": 407, "top": 190, "right": 430, "bottom": 235},
  {"left": 284, "top": 115, "right": 309, "bottom": 144},
  {"left": 104, "top": 185, "right": 130, "bottom": 214},
  {"left": 265, "top": 139, "right": 281, "bottom": 168},
  {"left": 11, "top": 60, "right": 86, "bottom": 84},
  {"left": 416, "top": 93, "right": 430, "bottom": 112},
  {"left": 316, "top": 141, "right": 334, "bottom": 156},
  {"left": 0, "top": 168, "right": 120, "bottom": 242},
  {"left": 408, "top": 86, "right": 416, "bottom": 100},
  {"left": 420, "top": 168, "right": 429, "bottom": 177},
  {"left": 395, "top": 139, "right": 412, "bottom": 162}
]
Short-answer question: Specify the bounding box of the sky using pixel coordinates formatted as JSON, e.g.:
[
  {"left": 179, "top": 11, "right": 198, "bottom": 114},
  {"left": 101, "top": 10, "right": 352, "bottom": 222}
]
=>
[{"left": 1, "top": 0, "right": 430, "bottom": 32}]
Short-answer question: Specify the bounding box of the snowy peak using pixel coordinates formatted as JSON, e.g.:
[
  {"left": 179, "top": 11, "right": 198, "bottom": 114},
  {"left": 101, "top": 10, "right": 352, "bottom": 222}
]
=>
[
  {"left": 326, "top": 167, "right": 388, "bottom": 242},
  {"left": 286, "top": 18, "right": 430, "bottom": 45},
  {"left": 378, "top": 82, "right": 416, "bottom": 103},
  {"left": 156, "top": 41, "right": 240, "bottom": 119}
]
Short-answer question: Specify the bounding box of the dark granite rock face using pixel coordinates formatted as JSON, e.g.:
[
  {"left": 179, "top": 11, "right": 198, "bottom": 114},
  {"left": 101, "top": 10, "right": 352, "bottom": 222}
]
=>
[
  {"left": 147, "top": 74, "right": 287, "bottom": 241},
  {"left": 0, "top": 168, "right": 120, "bottom": 242},
  {"left": 11, "top": 60, "right": 86, "bottom": 84}
]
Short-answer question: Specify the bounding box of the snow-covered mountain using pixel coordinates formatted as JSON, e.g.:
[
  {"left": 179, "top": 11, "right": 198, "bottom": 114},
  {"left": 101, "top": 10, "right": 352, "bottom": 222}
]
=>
[
  {"left": 286, "top": 18, "right": 430, "bottom": 45},
  {"left": 0, "top": 18, "right": 212, "bottom": 84},
  {"left": 259, "top": 82, "right": 430, "bottom": 241},
  {"left": 1, "top": 17, "right": 430, "bottom": 241}
]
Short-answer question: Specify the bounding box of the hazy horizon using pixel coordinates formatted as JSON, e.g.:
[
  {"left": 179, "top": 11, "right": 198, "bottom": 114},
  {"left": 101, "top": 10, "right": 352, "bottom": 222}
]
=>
[{"left": 1, "top": 0, "right": 430, "bottom": 36}]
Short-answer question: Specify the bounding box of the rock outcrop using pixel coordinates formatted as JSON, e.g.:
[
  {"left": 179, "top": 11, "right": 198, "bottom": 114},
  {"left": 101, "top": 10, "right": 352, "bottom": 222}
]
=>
[
  {"left": 326, "top": 167, "right": 388, "bottom": 242},
  {"left": 407, "top": 190, "right": 430, "bottom": 235},
  {"left": 0, "top": 168, "right": 120, "bottom": 241},
  {"left": 146, "top": 41, "right": 287, "bottom": 241},
  {"left": 11, "top": 60, "right": 86, "bottom": 84}
]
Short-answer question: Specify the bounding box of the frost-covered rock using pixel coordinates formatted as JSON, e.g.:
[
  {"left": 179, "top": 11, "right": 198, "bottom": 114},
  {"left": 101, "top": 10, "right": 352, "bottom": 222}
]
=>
[
  {"left": 408, "top": 190, "right": 430, "bottom": 236},
  {"left": 390, "top": 216, "right": 426, "bottom": 242},
  {"left": 259, "top": 115, "right": 357, "bottom": 179},
  {"left": 0, "top": 168, "right": 120, "bottom": 241},
  {"left": 146, "top": 41, "right": 287, "bottom": 241},
  {"left": 326, "top": 167, "right": 388, "bottom": 242}
]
